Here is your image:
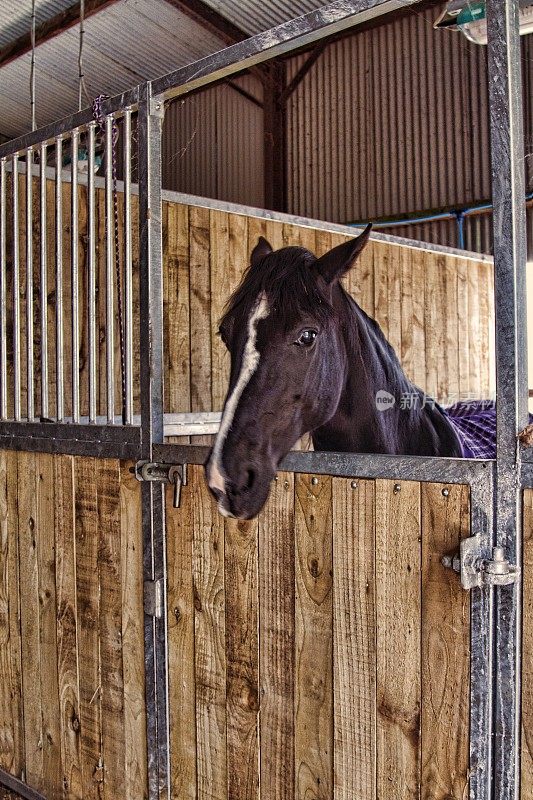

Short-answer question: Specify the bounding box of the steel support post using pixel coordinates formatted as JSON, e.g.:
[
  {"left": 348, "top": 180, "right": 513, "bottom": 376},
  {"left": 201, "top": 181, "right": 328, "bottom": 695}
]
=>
[
  {"left": 487, "top": 2, "right": 529, "bottom": 799},
  {"left": 138, "top": 82, "right": 170, "bottom": 800}
]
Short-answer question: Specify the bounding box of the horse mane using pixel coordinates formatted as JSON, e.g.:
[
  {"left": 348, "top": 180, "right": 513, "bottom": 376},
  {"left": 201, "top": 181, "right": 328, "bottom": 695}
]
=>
[{"left": 220, "top": 246, "right": 335, "bottom": 334}]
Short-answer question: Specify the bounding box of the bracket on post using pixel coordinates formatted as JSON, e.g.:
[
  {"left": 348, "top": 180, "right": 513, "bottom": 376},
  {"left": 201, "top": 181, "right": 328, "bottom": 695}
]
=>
[
  {"left": 442, "top": 536, "right": 520, "bottom": 590},
  {"left": 135, "top": 461, "right": 188, "bottom": 508}
]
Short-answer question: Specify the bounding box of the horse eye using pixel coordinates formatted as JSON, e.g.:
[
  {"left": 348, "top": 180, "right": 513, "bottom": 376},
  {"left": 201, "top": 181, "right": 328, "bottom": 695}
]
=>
[{"left": 296, "top": 329, "right": 318, "bottom": 347}]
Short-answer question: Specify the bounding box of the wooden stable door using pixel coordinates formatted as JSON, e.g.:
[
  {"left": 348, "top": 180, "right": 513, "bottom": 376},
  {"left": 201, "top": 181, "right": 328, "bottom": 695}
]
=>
[{"left": 166, "top": 465, "right": 471, "bottom": 800}]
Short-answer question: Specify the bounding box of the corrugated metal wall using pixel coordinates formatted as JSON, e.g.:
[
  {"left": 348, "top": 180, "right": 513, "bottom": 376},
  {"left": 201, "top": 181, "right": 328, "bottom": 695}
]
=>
[
  {"left": 161, "top": 74, "right": 264, "bottom": 208},
  {"left": 160, "top": 4, "right": 533, "bottom": 255}
]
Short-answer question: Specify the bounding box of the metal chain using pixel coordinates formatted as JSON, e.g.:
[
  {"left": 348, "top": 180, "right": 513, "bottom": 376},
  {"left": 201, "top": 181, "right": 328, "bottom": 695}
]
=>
[{"left": 92, "top": 95, "right": 127, "bottom": 423}]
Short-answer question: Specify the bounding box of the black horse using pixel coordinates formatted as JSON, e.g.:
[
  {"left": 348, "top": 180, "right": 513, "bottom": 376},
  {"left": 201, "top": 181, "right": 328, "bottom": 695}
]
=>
[{"left": 206, "top": 226, "right": 464, "bottom": 520}]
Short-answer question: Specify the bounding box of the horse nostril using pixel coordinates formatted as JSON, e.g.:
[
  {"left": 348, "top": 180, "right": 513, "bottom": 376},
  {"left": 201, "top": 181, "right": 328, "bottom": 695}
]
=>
[{"left": 245, "top": 469, "right": 255, "bottom": 491}]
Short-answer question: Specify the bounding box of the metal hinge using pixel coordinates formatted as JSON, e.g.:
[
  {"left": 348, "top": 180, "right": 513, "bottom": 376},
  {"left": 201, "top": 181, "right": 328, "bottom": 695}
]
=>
[
  {"left": 144, "top": 578, "right": 163, "bottom": 618},
  {"left": 134, "top": 461, "right": 187, "bottom": 508},
  {"left": 442, "top": 536, "right": 520, "bottom": 590}
]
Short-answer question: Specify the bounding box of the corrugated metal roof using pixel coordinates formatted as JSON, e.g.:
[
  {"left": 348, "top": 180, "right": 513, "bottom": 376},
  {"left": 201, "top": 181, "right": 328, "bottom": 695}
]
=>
[
  {"left": 201, "top": 0, "right": 327, "bottom": 35},
  {"left": 0, "top": 0, "right": 226, "bottom": 138},
  {"left": 0, "top": 0, "right": 75, "bottom": 49}
]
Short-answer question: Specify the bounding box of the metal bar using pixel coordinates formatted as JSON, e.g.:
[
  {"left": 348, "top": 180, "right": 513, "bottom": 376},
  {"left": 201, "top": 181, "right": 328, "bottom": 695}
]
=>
[
  {"left": 487, "top": 2, "right": 527, "bottom": 800},
  {"left": 26, "top": 148, "right": 34, "bottom": 421},
  {"left": 153, "top": 443, "right": 495, "bottom": 483},
  {"left": 55, "top": 136, "right": 64, "bottom": 421},
  {"left": 87, "top": 122, "right": 97, "bottom": 423},
  {"left": 0, "top": 768, "right": 46, "bottom": 800},
  {"left": 151, "top": 0, "right": 418, "bottom": 102},
  {"left": 0, "top": 421, "right": 141, "bottom": 459},
  {"left": 0, "top": 158, "right": 6, "bottom": 419},
  {"left": 138, "top": 82, "right": 169, "bottom": 800},
  {"left": 71, "top": 129, "right": 80, "bottom": 423},
  {"left": 40, "top": 142, "right": 48, "bottom": 420},
  {"left": 469, "top": 474, "right": 496, "bottom": 800},
  {"left": 12, "top": 154, "right": 21, "bottom": 421},
  {"left": 124, "top": 107, "right": 133, "bottom": 424},
  {"left": 105, "top": 115, "right": 115, "bottom": 423}
]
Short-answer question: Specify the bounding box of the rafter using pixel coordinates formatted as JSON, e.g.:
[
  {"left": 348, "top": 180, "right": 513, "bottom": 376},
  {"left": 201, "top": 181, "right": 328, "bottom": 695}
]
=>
[
  {"left": 161, "top": 0, "right": 249, "bottom": 45},
  {"left": 0, "top": 0, "right": 121, "bottom": 70}
]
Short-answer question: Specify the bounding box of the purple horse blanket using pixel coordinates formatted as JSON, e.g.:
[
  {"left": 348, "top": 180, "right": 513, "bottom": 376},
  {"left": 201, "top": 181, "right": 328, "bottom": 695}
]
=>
[{"left": 444, "top": 399, "right": 498, "bottom": 459}]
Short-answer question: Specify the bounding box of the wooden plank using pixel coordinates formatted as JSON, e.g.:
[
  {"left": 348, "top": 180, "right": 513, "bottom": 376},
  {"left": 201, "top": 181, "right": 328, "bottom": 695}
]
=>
[
  {"left": 17, "top": 452, "right": 44, "bottom": 791},
  {"left": 387, "top": 245, "right": 402, "bottom": 359},
  {"left": 400, "top": 247, "right": 414, "bottom": 385},
  {"left": 166, "top": 465, "right": 197, "bottom": 800},
  {"left": 477, "top": 260, "right": 493, "bottom": 399},
  {"left": 294, "top": 474, "right": 333, "bottom": 800},
  {"left": 210, "top": 210, "right": 231, "bottom": 412},
  {"left": 119, "top": 462, "right": 147, "bottom": 800},
  {"left": 165, "top": 203, "right": 191, "bottom": 418},
  {"left": 97, "top": 460, "right": 125, "bottom": 799},
  {"left": 36, "top": 453, "right": 61, "bottom": 797},
  {"left": 373, "top": 241, "right": 390, "bottom": 339},
  {"left": 264, "top": 219, "right": 284, "bottom": 251},
  {"left": 224, "top": 511, "right": 259, "bottom": 800},
  {"left": 435, "top": 256, "right": 448, "bottom": 403},
  {"left": 522, "top": 489, "right": 533, "bottom": 800},
  {"left": 75, "top": 457, "right": 103, "bottom": 800},
  {"left": 424, "top": 254, "right": 439, "bottom": 400},
  {"left": 443, "top": 257, "right": 459, "bottom": 405},
  {"left": 258, "top": 471, "right": 295, "bottom": 800},
  {"left": 332, "top": 478, "right": 376, "bottom": 800},
  {"left": 410, "top": 248, "right": 426, "bottom": 392},
  {"left": 0, "top": 450, "right": 24, "bottom": 777},
  {"left": 456, "top": 259, "right": 470, "bottom": 400},
  {"left": 54, "top": 455, "right": 83, "bottom": 799},
  {"left": 375, "top": 479, "right": 421, "bottom": 800},
  {"left": 192, "top": 467, "right": 226, "bottom": 799},
  {"left": 421, "top": 482, "right": 470, "bottom": 800},
  {"left": 466, "top": 260, "right": 481, "bottom": 401},
  {"left": 189, "top": 206, "right": 212, "bottom": 445}
]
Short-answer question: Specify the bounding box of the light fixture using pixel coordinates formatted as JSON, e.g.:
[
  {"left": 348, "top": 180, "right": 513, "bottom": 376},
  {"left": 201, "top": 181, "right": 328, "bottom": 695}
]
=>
[{"left": 434, "top": 0, "right": 533, "bottom": 44}]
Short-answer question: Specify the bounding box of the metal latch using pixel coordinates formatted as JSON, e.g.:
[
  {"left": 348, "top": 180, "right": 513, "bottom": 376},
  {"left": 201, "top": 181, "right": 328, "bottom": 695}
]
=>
[
  {"left": 144, "top": 578, "right": 163, "bottom": 617},
  {"left": 135, "top": 461, "right": 187, "bottom": 508},
  {"left": 442, "top": 536, "right": 520, "bottom": 590}
]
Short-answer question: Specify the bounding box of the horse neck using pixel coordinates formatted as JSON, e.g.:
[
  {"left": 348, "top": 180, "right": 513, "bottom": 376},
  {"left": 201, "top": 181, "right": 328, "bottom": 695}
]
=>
[{"left": 312, "top": 290, "right": 459, "bottom": 455}]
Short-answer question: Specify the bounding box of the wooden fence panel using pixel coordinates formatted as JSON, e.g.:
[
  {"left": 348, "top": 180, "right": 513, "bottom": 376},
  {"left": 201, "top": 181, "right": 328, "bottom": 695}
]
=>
[
  {"left": 0, "top": 452, "right": 146, "bottom": 800},
  {"left": 166, "top": 465, "right": 472, "bottom": 800}
]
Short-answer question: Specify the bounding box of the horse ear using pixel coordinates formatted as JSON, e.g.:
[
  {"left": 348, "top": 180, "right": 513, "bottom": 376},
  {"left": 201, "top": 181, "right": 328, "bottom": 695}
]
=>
[
  {"left": 251, "top": 236, "right": 273, "bottom": 267},
  {"left": 315, "top": 223, "right": 372, "bottom": 284}
]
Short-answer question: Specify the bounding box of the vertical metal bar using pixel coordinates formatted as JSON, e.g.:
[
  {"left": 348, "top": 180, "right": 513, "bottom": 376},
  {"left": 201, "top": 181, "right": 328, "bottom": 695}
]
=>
[
  {"left": 486, "top": 2, "right": 527, "bottom": 800},
  {"left": 0, "top": 159, "right": 7, "bottom": 420},
  {"left": 469, "top": 472, "right": 495, "bottom": 800},
  {"left": 55, "top": 136, "right": 64, "bottom": 422},
  {"left": 87, "top": 123, "right": 97, "bottom": 424},
  {"left": 124, "top": 107, "right": 133, "bottom": 425},
  {"left": 26, "top": 148, "right": 34, "bottom": 421},
  {"left": 138, "top": 83, "right": 169, "bottom": 800},
  {"left": 12, "top": 154, "right": 21, "bottom": 422},
  {"left": 40, "top": 142, "right": 48, "bottom": 420},
  {"left": 105, "top": 115, "right": 115, "bottom": 424},
  {"left": 71, "top": 129, "right": 80, "bottom": 423}
]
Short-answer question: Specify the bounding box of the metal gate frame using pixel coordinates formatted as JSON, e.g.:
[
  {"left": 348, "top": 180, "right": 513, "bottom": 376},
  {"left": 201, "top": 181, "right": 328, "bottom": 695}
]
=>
[{"left": 0, "top": 2, "right": 528, "bottom": 800}]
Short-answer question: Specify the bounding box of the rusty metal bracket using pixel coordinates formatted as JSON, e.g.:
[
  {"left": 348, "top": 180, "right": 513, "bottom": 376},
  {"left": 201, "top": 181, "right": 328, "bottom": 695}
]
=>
[
  {"left": 442, "top": 537, "right": 520, "bottom": 590},
  {"left": 135, "top": 461, "right": 188, "bottom": 508}
]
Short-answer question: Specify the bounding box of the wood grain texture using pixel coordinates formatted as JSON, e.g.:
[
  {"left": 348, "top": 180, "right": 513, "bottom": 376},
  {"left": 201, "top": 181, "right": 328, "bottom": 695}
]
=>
[
  {"left": 0, "top": 451, "right": 23, "bottom": 778},
  {"left": 192, "top": 467, "right": 227, "bottom": 799},
  {"left": 332, "top": 478, "right": 376, "bottom": 800},
  {"left": 97, "top": 460, "right": 125, "bottom": 799},
  {"left": 167, "top": 464, "right": 197, "bottom": 800},
  {"left": 75, "top": 458, "right": 103, "bottom": 800},
  {"left": 421, "top": 483, "right": 470, "bottom": 800},
  {"left": 119, "top": 462, "right": 147, "bottom": 800},
  {"left": 189, "top": 206, "right": 212, "bottom": 445},
  {"left": 54, "top": 455, "right": 83, "bottom": 799},
  {"left": 376, "top": 479, "right": 421, "bottom": 800},
  {"left": 258, "top": 472, "right": 295, "bottom": 800},
  {"left": 17, "top": 452, "right": 44, "bottom": 791},
  {"left": 224, "top": 511, "right": 260, "bottom": 800},
  {"left": 165, "top": 202, "right": 191, "bottom": 419},
  {"left": 523, "top": 489, "right": 533, "bottom": 800},
  {"left": 294, "top": 474, "right": 333, "bottom": 800},
  {"left": 36, "top": 453, "right": 61, "bottom": 798}
]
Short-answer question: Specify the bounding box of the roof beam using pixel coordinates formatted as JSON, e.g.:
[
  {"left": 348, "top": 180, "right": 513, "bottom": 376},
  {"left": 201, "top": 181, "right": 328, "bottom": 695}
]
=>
[
  {"left": 0, "top": 0, "right": 121, "bottom": 70},
  {"left": 161, "top": 0, "right": 249, "bottom": 44}
]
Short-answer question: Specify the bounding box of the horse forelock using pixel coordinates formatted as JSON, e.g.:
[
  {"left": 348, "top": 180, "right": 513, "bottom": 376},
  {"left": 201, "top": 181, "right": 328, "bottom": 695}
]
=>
[{"left": 220, "top": 246, "right": 334, "bottom": 336}]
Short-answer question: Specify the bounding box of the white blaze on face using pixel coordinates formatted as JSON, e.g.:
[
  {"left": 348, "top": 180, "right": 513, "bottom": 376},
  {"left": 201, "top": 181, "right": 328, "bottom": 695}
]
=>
[{"left": 207, "top": 292, "right": 270, "bottom": 506}]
